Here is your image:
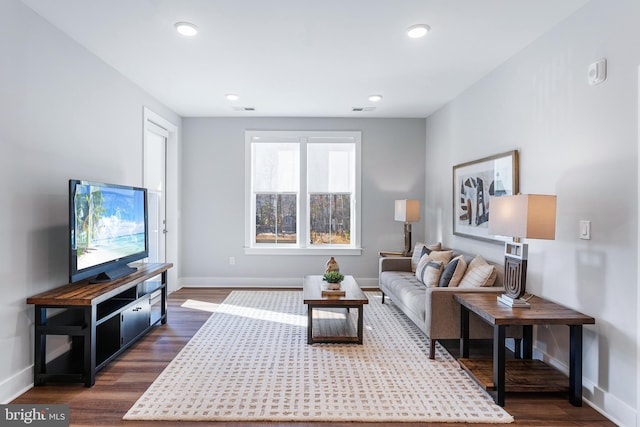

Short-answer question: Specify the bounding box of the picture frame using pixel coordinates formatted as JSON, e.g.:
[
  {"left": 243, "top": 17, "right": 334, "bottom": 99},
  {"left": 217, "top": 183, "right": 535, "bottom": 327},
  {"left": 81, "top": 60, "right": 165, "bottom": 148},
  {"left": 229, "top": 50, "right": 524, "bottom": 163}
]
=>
[{"left": 452, "top": 150, "right": 519, "bottom": 243}]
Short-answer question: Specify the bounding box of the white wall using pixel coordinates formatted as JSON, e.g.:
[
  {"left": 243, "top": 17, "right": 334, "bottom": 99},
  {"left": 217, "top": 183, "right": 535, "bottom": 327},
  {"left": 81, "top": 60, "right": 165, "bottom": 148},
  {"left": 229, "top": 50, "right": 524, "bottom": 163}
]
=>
[
  {"left": 425, "top": 0, "right": 639, "bottom": 425},
  {"left": 0, "top": 0, "right": 181, "bottom": 402},
  {"left": 180, "top": 117, "right": 425, "bottom": 287}
]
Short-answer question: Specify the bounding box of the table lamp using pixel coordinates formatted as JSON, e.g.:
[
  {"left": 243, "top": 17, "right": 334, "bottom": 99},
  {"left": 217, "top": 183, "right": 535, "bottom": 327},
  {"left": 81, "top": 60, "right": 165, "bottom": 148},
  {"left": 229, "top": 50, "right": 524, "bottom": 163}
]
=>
[
  {"left": 395, "top": 199, "right": 420, "bottom": 256},
  {"left": 488, "top": 194, "right": 556, "bottom": 307}
]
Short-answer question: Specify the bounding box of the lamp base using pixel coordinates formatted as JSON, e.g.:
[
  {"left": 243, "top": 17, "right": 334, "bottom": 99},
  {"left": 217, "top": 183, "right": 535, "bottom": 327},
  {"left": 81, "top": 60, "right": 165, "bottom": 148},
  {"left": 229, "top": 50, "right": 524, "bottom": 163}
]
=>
[
  {"left": 503, "top": 242, "right": 528, "bottom": 300},
  {"left": 402, "top": 223, "right": 412, "bottom": 256},
  {"left": 497, "top": 294, "right": 531, "bottom": 308}
]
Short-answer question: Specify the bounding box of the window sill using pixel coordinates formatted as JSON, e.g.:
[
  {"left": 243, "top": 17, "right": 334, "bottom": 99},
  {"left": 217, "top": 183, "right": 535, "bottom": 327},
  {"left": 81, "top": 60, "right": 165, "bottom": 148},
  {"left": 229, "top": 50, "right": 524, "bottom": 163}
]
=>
[{"left": 244, "top": 247, "right": 363, "bottom": 256}]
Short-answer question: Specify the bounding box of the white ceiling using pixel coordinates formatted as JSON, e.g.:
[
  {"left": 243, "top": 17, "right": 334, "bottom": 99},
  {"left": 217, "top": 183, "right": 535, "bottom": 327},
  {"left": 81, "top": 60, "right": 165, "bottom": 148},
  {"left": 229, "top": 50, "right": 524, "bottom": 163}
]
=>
[{"left": 21, "top": 0, "right": 589, "bottom": 118}]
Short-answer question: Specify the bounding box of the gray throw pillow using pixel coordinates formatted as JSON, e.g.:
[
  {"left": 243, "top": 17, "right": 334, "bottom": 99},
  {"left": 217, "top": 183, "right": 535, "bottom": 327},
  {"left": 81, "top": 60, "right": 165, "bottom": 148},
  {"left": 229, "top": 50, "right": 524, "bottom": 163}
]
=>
[{"left": 439, "top": 258, "right": 459, "bottom": 287}]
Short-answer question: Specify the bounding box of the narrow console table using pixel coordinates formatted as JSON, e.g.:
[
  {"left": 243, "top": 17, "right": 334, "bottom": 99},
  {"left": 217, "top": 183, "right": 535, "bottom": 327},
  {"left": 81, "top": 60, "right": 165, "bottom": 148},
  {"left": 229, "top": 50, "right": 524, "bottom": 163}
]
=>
[
  {"left": 27, "top": 263, "right": 173, "bottom": 387},
  {"left": 454, "top": 293, "right": 595, "bottom": 407}
]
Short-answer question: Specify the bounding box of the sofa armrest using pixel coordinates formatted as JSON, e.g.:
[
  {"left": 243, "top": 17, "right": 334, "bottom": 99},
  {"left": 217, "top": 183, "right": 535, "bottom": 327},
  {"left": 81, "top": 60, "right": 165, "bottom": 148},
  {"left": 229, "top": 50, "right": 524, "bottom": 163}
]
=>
[
  {"left": 425, "top": 286, "right": 506, "bottom": 340},
  {"left": 379, "top": 256, "right": 412, "bottom": 273}
]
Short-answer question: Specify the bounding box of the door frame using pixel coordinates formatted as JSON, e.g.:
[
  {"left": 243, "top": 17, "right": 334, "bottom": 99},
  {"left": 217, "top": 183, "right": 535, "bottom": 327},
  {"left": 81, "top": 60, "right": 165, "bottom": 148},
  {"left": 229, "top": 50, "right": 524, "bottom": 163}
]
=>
[
  {"left": 143, "top": 107, "right": 179, "bottom": 292},
  {"left": 637, "top": 66, "right": 640, "bottom": 427},
  {"left": 144, "top": 119, "right": 168, "bottom": 264}
]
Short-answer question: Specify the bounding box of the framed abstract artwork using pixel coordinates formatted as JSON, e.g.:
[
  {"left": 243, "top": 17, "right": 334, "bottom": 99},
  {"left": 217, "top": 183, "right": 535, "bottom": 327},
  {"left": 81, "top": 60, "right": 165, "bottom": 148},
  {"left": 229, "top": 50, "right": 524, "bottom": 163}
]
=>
[{"left": 452, "top": 150, "right": 519, "bottom": 243}]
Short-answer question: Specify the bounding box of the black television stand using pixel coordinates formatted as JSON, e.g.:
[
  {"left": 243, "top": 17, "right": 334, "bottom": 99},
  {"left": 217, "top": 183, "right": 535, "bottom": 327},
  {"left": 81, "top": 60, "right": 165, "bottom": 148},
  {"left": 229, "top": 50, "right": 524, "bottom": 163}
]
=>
[
  {"left": 90, "top": 264, "right": 138, "bottom": 283},
  {"left": 27, "top": 263, "right": 173, "bottom": 387}
]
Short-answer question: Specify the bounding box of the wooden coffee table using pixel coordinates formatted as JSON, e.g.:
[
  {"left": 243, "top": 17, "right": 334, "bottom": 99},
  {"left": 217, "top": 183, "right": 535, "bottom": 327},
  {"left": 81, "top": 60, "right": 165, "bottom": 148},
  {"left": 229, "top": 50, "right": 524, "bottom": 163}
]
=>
[{"left": 302, "top": 275, "right": 368, "bottom": 344}]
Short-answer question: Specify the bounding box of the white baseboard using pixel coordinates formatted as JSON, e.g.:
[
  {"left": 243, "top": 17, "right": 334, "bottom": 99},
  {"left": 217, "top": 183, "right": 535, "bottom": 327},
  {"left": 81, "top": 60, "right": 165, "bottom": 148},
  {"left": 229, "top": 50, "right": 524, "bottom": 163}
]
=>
[
  {"left": 536, "top": 348, "right": 633, "bottom": 426},
  {"left": 179, "top": 276, "right": 380, "bottom": 289},
  {"left": 1, "top": 366, "right": 33, "bottom": 404},
  {"left": 581, "top": 376, "right": 634, "bottom": 427},
  {"left": 1, "top": 340, "right": 72, "bottom": 404}
]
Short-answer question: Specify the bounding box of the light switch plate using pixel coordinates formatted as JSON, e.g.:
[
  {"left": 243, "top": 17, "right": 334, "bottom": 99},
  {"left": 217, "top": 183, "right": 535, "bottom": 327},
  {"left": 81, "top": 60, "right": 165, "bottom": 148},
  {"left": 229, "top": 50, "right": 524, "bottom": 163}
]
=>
[
  {"left": 588, "top": 58, "right": 606, "bottom": 85},
  {"left": 580, "top": 220, "right": 591, "bottom": 240}
]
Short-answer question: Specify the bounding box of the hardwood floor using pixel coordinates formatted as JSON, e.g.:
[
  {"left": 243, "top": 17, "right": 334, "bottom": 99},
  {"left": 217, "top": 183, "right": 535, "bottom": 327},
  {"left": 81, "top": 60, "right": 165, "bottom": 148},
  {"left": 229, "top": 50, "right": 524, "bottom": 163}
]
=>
[{"left": 12, "top": 287, "right": 615, "bottom": 426}]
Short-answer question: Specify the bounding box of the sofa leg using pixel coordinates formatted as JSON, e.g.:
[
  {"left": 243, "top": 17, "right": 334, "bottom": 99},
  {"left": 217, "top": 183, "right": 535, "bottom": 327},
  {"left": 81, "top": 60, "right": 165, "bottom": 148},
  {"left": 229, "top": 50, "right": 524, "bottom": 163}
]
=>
[
  {"left": 429, "top": 339, "right": 436, "bottom": 359},
  {"left": 381, "top": 291, "right": 385, "bottom": 304}
]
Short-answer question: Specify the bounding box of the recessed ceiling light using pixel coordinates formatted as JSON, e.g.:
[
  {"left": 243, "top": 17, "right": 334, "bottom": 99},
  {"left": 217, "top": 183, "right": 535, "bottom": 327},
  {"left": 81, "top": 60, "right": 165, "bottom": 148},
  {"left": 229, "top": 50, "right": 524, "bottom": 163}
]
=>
[
  {"left": 226, "top": 93, "right": 240, "bottom": 101},
  {"left": 407, "top": 24, "right": 430, "bottom": 38},
  {"left": 175, "top": 22, "right": 198, "bottom": 36},
  {"left": 368, "top": 95, "right": 383, "bottom": 102}
]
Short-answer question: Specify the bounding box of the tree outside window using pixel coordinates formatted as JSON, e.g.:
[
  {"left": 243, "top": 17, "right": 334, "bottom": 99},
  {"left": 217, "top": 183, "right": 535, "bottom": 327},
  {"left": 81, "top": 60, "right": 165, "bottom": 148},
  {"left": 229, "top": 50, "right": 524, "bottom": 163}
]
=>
[
  {"left": 309, "top": 194, "right": 350, "bottom": 244},
  {"left": 255, "top": 193, "right": 296, "bottom": 243}
]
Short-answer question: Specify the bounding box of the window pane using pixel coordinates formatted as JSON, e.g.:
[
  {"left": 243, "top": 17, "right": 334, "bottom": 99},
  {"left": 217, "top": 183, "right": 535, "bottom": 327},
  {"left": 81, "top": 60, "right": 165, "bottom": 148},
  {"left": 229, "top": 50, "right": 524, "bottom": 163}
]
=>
[
  {"left": 307, "top": 143, "right": 355, "bottom": 193},
  {"left": 255, "top": 193, "right": 297, "bottom": 244},
  {"left": 253, "top": 143, "right": 299, "bottom": 192},
  {"left": 277, "top": 194, "right": 297, "bottom": 243},
  {"left": 310, "top": 194, "right": 350, "bottom": 245},
  {"left": 256, "top": 194, "right": 276, "bottom": 243}
]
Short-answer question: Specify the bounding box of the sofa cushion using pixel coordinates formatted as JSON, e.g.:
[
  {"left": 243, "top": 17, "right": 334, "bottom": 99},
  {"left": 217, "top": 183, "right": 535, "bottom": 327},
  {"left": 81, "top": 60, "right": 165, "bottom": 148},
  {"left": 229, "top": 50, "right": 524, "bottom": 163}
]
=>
[
  {"left": 423, "top": 261, "right": 444, "bottom": 287},
  {"left": 459, "top": 255, "right": 497, "bottom": 288},
  {"left": 427, "top": 250, "right": 453, "bottom": 265},
  {"left": 420, "top": 245, "right": 429, "bottom": 258},
  {"left": 411, "top": 242, "right": 442, "bottom": 272},
  {"left": 415, "top": 254, "right": 432, "bottom": 283},
  {"left": 380, "top": 271, "right": 426, "bottom": 321},
  {"left": 439, "top": 255, "right": 467, "bottom": 287}
]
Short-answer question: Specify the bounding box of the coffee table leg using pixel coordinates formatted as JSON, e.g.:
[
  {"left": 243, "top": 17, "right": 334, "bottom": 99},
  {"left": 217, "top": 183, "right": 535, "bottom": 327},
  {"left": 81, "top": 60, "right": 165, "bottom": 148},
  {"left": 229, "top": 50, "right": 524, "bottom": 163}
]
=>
[
  {"left": 307, "top": 305, "right": 313, "bottom": 344},
  {"left": 493, "top": 325, "right": 506, "bottom": 406}
]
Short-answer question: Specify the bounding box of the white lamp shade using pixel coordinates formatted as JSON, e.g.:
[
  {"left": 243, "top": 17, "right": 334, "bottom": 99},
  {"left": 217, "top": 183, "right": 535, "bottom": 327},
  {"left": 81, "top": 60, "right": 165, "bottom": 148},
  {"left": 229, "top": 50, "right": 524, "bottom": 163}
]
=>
[
  {"left": 395, "top": 199, "right": 420, "bottom": 223},
  {"left": 488, "top": 194, "right": 556, "bottom": 240}
]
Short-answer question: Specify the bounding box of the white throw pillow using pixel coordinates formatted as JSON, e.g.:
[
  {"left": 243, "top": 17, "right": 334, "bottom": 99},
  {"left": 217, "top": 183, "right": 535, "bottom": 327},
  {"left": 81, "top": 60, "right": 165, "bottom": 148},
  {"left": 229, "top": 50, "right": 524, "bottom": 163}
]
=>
[
  {"left": 422, "top": 261, "right": 444, "bottom": 287},
  {"left": 410, "top": 242, "right": 442, "bottom": 272},
  {"left": 459, "top": 255, "right": 497, "bottom": 288},
  {"left": 426, "top": 250, "right": 453, "bottom": 265},
  {"left": 415, "top": 254, "right": 431, "bottom": 284}
]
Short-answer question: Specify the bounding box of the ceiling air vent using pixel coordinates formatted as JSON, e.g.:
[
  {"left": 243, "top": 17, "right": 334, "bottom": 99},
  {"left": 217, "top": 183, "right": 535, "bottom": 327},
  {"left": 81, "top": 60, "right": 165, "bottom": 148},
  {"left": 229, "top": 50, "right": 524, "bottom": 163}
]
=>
[
  {"left": 352, "top": 107, "right": 376, "bottom": 112},
  {"left": 232, "top": 106, "right": 256, "bottom": 111}
]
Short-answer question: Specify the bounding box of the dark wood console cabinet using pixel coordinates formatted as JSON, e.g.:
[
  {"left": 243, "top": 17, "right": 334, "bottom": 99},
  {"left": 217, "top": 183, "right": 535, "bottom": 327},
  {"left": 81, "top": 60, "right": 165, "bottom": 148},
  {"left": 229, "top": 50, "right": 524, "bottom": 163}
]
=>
[{"left": 26, "top": 263, "right": 173, "bottom": 387}]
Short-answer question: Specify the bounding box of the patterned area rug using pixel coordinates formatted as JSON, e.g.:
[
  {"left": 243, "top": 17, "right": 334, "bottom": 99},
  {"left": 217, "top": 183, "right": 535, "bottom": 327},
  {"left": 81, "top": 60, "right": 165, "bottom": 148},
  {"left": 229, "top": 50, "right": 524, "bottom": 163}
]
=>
[{"left": 124, "top": 291, "right": 513, "bottom": 423}]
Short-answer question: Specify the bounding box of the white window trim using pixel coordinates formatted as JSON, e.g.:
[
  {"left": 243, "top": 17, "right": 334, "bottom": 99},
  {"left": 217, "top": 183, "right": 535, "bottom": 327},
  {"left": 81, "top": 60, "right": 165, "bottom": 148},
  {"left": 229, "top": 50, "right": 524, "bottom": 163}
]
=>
[{"left": 244, "top": 130, "right": 362, "bottom": 255}]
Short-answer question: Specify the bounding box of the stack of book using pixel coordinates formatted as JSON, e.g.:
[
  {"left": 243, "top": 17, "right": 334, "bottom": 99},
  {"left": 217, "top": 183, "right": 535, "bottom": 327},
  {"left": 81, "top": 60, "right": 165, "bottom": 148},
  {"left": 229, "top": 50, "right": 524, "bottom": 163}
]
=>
[
  {"left": 322, "top": 289, "right": 346, "bottom": 297},
  {"left": 497, "top": 294, "right": 530, "bottom": 308}
]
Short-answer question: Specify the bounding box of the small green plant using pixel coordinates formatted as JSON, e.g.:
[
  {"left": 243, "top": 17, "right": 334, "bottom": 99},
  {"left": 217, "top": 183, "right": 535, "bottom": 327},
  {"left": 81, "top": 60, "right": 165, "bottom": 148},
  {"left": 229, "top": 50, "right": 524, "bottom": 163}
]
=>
[{"left": 323, "top": 271, "right": 344, "bottom": 283}]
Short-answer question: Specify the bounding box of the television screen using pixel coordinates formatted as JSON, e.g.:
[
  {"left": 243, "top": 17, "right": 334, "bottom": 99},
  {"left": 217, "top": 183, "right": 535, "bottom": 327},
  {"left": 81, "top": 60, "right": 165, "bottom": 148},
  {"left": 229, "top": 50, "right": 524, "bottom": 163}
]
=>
[{"left": 69, "top": 180, "right": 149, "bottom": 283}]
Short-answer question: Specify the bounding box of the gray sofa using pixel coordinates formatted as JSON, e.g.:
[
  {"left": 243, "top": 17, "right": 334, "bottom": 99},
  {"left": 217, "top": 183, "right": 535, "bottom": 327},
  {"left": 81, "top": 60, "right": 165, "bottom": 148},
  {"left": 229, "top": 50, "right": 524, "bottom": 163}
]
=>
[{"left": 379, "top": 243, "right": 521, "bottom": 359}]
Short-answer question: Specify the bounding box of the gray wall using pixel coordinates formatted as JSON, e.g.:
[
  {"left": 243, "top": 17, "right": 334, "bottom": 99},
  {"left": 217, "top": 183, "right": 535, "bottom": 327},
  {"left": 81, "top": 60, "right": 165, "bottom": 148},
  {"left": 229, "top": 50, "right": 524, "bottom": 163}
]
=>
[
  {"left": 0, "top": 0, "right": 181, "bottom": 402},
  {"left": 181, "top": 117, "right": 425, "bottom": 287},
  {"left": 424, "top": 0, "right": 638, "bottom": 424}
]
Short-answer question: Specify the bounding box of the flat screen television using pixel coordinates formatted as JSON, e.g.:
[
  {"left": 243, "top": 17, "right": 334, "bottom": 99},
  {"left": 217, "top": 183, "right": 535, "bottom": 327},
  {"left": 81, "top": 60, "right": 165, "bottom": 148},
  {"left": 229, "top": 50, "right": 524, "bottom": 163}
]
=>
[{"left": 69, "top": 179, "right": 149, "bottom": 283}]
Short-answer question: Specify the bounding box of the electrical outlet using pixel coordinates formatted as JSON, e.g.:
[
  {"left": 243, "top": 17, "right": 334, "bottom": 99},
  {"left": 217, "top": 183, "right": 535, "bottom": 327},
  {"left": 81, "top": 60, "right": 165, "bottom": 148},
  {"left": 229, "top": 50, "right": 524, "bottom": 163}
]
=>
[{"left": 229, "top": 256, "right": 236, "bottom": 265}]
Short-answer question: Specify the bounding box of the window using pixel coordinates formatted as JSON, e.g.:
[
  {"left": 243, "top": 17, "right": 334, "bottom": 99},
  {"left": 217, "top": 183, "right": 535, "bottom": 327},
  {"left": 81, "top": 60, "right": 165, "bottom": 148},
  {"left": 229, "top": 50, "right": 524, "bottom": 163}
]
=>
[{"left": 245, "top": 131, "right": 361, "bottom": 255}]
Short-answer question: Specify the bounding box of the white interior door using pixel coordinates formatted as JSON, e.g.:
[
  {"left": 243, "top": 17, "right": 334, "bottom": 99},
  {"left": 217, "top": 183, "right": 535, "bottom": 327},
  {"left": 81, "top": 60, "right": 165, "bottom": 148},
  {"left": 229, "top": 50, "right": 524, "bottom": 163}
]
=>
[{"left": 144, "top": 123, "right": 167, "bottom": 263}]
